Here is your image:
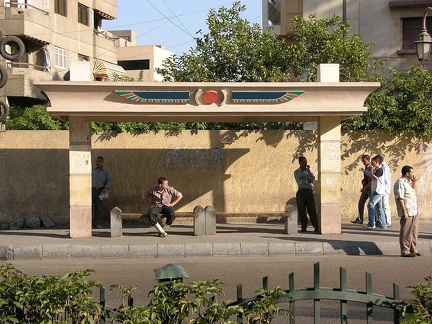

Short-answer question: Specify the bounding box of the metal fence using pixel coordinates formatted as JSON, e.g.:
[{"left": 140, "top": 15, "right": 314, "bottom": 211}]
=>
[
  {"left": 98, "top": 262, "right": 403, "bottom": 323},
  {"left": 230, "top": 262, "right": 401, "bottom": 323}
]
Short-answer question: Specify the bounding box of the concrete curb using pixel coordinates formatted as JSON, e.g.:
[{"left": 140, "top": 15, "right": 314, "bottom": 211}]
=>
[{"left": 1, "top": 240, "right": 431, "bottom": 260}]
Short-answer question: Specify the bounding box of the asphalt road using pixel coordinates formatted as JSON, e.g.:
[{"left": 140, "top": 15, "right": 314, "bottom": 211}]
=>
[{"left": 8, "top": 254, "right": 431, "bottom": 323}]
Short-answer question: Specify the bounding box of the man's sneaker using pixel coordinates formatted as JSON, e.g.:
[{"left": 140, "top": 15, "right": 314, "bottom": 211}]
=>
[
  {"left": 351, "top": 219, "right": 363, "bottom": 224},
  {"left": 157, "top": 232, "right": 168, "bottom": 238},
  {"left": 364, "top": 225, "right": 376, "bottom": 229}
]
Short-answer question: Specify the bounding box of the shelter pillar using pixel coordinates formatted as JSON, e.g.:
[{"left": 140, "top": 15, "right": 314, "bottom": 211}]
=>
[
  {"left": 69, "top": 117, "right": 92, "bottom": 238},
  {"left": 317, "top": 116, "right": 341, "bottom": 234}
]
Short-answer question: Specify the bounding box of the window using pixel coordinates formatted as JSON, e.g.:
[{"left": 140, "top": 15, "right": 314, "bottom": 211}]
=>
[
  {"left": 402, "top": 17, "right": 432, "bottom": 51},
  {"left": 78, "top": 3, "right": 89, "bottom": 25},
  {"left": 54, "top": 47, "right": 68, "bottom": 68},
  {"left": 118, "top": 59, "right": 150, "bottom": 70},
  {"left": 55, "top": 0, "right": 66, "bottom": 16}
]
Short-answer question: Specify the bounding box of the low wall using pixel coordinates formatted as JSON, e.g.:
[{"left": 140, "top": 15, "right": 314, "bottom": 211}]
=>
[{"left": 0, "top": 130, "right": 430, "bottom": 226}]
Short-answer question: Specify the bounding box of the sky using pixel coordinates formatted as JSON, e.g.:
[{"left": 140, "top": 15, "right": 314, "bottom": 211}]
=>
[{"left": 103, "top": 0, "right": 263, "bottom": 56}]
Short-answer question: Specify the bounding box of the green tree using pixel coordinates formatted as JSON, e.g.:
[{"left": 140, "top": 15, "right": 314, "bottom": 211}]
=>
[
  {"left": 286, "top": 14, "right": 382, "bottom": 82},
  {"left": 343, "top": 66, "right": 432, "bottom": 140},
  {"left": 157, "top": 2, "right": 291, "bottom": 83},
  {"left": 5, "top": 105, "right": 68, "bottom": 130}
]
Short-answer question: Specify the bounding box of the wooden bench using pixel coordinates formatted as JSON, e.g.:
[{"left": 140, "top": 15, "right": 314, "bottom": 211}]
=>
[{"left": 110, "top": 205, "right": 216, "bottom": 237}]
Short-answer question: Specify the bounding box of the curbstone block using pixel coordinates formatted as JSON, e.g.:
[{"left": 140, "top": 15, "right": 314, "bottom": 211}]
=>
[
  {"left": 129, "top": 244, "right": 157, "bottom": 258},
  {"left": 268, "top": 242, "right": 296, "bottom": 256},
  {"left": 0, "top": 245, "right": 11, "bottom": 260},
  {"left": 212, "top": 243, "right": 241, "bottom": 256},
  {"left": 185, "top": 243, "right": 212, "bottom": 257},
  {"left": 13, "top": 245, "right": 42, "bottom": 259},
  {"left": 295, "top": 242, "right": 323, "bottom": 255},
  {"left": 100, "top": 245, "right": 129, "bottom": 258},
  {"left": 241, "top": 243, "right": 268, "bottom": 256},
  {"left": 70, "top": 244, "right": 100, "bottom": 258},
  {"left": 42, "top": 244, "right": 71, "bottom": 258},
  {"left": 157, "top": 244, "right": 185, "bottom": 257}
]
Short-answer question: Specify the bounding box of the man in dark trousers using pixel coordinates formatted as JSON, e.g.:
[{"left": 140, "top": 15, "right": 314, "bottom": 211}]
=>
[
  {"left": 143, "top": 177, "right": 183, "bottom": 237},
  {"left": 351, "top": 154, "right": 371, "bottom": 224},
  {"left": 92, "top": 156, "right": 112, "bottom": 229},
  {"left": 294, "top": 156, "right": 319, "bottom": 233}
]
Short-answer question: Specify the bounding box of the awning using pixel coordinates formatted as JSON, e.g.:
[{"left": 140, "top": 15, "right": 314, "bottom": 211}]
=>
[{"left": 93, "top": 59, "right": 127, "bottom": 81}]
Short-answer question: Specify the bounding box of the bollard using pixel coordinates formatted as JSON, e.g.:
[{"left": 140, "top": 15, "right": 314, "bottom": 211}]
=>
[{"left": 110, "top": 207, "right": 122, "bottom": 237}]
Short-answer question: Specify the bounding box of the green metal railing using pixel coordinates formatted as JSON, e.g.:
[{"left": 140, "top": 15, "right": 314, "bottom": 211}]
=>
[
  {"left": 230, "top": 262, "right": 402, "bottom": 323},
  {"left": 96, "top": 261, "right": 403, "bottom": 323}
]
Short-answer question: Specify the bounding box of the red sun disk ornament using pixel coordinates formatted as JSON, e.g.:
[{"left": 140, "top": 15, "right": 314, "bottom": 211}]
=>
[{"left": 202, "top": 90, "right": 219, "bottom": 104}]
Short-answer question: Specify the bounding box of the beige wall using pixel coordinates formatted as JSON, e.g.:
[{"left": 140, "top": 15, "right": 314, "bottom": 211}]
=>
[{"left": 0, "top": 130, "right": 430, "bottom": 225}]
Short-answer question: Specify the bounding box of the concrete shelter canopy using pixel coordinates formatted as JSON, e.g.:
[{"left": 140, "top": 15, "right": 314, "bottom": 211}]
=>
[
  {"left": 38, "top": 81, "right": 379, "bottom": 122},
  {"left": 35, "top": 80, "right": 380, "bottom": 239}
]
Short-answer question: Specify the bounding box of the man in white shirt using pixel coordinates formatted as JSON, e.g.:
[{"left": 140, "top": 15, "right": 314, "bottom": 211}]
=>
[
  {"left": 394, "top": 165, "right": 420, "bottom": 257},
  {"left": 378, "top": 155, "right": 392, "bottom": 227},
  {"left": 364, "top": 155, "right": 387, "bottom": 229}
]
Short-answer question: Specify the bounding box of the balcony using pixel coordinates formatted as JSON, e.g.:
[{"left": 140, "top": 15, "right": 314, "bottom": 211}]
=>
[{"left": 3, "top": 1, "right": 49, "bottom": 15}]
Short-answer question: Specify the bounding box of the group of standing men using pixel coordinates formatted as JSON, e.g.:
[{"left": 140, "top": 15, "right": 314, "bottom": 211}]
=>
[
  {"left": 352, "top": 154, "right": 420, "bottom": 257},
  {"left": 352, "top": 154, "right": 392, "bottom": 229},
  {"left": 93, "top": 155, "right": 420, "bottom": 255}
]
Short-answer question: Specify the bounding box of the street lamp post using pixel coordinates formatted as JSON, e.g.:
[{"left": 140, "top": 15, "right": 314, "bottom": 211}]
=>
[{"left": 415, "top": 7, "right": 432, "bottom": 63}]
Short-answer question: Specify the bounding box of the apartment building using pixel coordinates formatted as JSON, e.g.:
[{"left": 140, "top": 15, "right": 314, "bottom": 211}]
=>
[
  {"left": 0, "top": 0, "right": 128, "bottom": 108},
  {"left": 262, "top": 0, "right": 432, "bottom": 71}
]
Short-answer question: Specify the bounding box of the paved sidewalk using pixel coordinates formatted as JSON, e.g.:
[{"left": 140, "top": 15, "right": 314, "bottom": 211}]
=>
[{"left": 0, "top": 221, "right": 431, "bottom": 260}]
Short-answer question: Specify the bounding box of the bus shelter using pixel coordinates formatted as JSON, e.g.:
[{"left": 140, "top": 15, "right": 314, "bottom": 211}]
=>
[{"left": 36, "top": 75, "right": 379, "bottom": 238}]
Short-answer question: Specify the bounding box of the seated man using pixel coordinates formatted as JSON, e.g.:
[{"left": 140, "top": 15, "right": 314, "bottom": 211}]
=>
[{"left": 143, "top": 176, "right": 183, "bottom": 237}]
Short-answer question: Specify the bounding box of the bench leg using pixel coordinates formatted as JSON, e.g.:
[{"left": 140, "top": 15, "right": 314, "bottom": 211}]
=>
[
  {"left": 284, "top": 213, "right": 298, "bottom": 235},
  {"left": 205, "top": 205, "right": 216, "bottom": 235},
  {"left": 110, "top": 207, "right": 123, "bottom": 237},
  {"left": 193, "top": 205, "right": 205, "bottom": 236}
]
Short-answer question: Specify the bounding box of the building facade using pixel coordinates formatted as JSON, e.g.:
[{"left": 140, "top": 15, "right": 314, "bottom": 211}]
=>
[
  {"left": 0, "top": 0, "right": 125, "bottom": 107},
  {"left": 262, "top": 0, "right": 432, "bottom": 71}
]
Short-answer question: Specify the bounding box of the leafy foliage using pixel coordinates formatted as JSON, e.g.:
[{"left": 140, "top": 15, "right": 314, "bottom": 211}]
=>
[
  {"left": 286, "top": 14, "right": 382, "bottom": 82},
  {"left": 157, "top": 2, "right": 291, "bottom": 83},
  {"left": 243, "top": 287, "right": 292, "bottom": 324},
  {"left": 400, "top": 276, "right": 432, "bottom": 323},
  {"left": 0, "top": 262, "right": 102, "bottom": 323},
  {"left": 5, "top": 105, "right": 68, "bottom": 130},
  {"left": 7, "top": 3, "right": 432, "bottom": 138},
  {"left": 343, "top": 66, "right": 432, "bottom": 140},
  {"left": 110, "top": 279, "right": 291, "bottom": 323}
]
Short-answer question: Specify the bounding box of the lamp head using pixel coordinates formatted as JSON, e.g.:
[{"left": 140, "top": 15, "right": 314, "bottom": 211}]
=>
[{"left": 415, "top": 28, "right": 432, "bottom": 63}]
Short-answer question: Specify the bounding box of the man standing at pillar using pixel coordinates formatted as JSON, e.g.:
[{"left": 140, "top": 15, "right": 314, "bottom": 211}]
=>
[
  {"left": 351, "top": 154, "right": 371, "bottom": 224},
  {"left": 394, "top": 165, "right": 420, "bottom": 257},
  {"left": 92, "top": 156, "right": 112, "bottom": 229},
  {"left": 144, "top": 177, "right": 183, "bottom": 237},
  {"left": 294, "top": 156, "right": 319, "bottom": 233}
]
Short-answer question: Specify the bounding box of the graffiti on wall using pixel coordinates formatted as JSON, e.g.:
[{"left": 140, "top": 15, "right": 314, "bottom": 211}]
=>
[{"left": 166, "top": 146, "right": 224, "bottom": 168}]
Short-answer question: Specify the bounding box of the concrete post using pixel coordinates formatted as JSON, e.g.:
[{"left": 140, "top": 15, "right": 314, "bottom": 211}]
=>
[
  {"left": 317, "top": 64, "right": 341, "bottom": 234},
  {"left": 318, "top": 116, "right": 342, "bottom": 234},
  {"left": 205, "top": 205, "right": 216, "bottom": 235},
  {"left": 110, "top": 207, "right": 122, "bottom": 237},
  {"left": 69, "top": 116, "right": 92, "bottom": 238},
  {"left": 193, "top": 205, "right": 205, "bottom": 236}
]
